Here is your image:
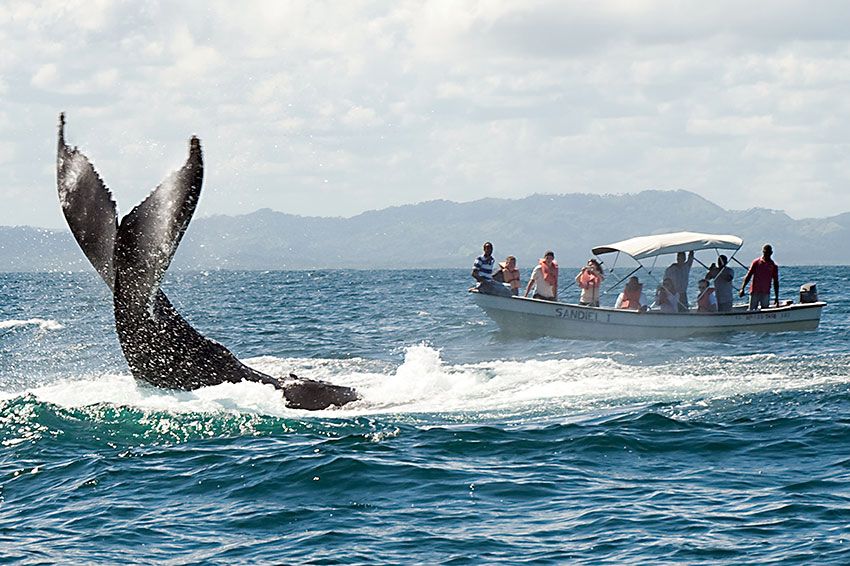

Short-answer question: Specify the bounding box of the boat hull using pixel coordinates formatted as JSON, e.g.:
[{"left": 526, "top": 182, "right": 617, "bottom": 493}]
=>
[{"left": 471, "top": 292, "right": 825, "bottom": 340}]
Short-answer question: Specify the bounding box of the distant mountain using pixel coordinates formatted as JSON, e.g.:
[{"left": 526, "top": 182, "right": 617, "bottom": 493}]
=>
[{"left": 2, "top": 190, "right": 849, "bottom": 272}]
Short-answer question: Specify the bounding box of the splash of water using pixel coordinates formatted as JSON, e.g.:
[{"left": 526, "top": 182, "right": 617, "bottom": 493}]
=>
[
  {"left": 4, "top": 345, "right": 847, "bottom": 421},
  {"left": 0, "top": 318, "right": 64, "bottom": 331}
]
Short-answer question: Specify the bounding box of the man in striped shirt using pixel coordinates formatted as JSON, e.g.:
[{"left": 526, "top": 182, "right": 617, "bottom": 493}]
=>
[{"left": 472, "top": 241, "right": 496, "bottom": 283}]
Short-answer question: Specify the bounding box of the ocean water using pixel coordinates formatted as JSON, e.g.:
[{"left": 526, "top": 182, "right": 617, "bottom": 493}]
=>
[{"left": 1, "top": 266, "right": 849, "bottom": 564}]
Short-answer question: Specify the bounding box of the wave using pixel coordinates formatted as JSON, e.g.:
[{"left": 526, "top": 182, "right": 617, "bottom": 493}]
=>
[
  {"left": 2, "top": 344, "right": 849, "bottom": 450},
  {"left": 2, "top": 345, "right": 848, "bottom": 421},
  {"left": 0, "top": 318, "right": 64, "bottom": 331}
]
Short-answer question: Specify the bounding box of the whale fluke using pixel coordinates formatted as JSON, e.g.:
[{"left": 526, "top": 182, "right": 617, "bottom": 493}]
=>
[
  {"left": 57, "top": 112, "right": 119, "bottom": 289},
  {"left": 57, "top": 114, "right": 358, "bottom": 409},
  {"left": 113, "top": 136, "right": 203, "bottom": 313}
]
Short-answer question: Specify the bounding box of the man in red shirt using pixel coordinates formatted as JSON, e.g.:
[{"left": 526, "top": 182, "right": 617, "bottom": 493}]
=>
[{"left": 739, "top": 244, "right": 780, "bottom": 310}]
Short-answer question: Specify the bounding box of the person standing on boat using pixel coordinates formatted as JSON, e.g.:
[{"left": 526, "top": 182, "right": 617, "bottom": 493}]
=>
[
  {"left": 739, "top": 244, "right": 779, "bottom": 310},
  {"left": 707, "top": 254, "right": 734, "bottom": 312},
  {"left": 524, "top": 251, "right": 558, "bottom": 301},
  {"left": 575, "top": 259, "right": 604, "bottom": 307},
  {"left": 664, "top": 251, "right": 694, "bottom": 312}
]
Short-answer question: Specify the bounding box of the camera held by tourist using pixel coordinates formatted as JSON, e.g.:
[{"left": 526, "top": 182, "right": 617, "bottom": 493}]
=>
[{"left": 575, "top": 258, "right": 604, "bottom": 307}]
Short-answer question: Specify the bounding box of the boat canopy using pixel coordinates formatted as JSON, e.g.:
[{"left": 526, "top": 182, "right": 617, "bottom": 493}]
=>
[{"left": 591, "top": 231, "right": 743, "bottom": 261}]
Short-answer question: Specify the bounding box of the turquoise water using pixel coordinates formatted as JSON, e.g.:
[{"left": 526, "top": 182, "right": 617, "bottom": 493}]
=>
[{"left": 2, "top": 267, "right": 849, "bottom": 563}]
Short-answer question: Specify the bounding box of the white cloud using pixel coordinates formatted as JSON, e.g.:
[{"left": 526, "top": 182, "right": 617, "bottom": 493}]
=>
[
  {"left": 341, "top": 105, "right": 381, "bottom": 128},
  {"left": 2, "top": 1, "right": 850, "bottom": 228},
  {"left": 30, "top": 63, "right": 58, "bottom": 88},
  {"left": 0, "top": 141, "right": 16, "bottom": 165},
  {"left": 686, "top": 116, "right": 777, "bottom": 137}
]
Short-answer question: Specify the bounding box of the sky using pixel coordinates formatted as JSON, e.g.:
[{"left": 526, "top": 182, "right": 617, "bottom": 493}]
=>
[{"left": 3, "top": 0, "right": 850, "bottom": 228}]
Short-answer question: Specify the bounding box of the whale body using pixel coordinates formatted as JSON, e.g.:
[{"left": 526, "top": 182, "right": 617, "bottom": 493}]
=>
[{"left": 56, "top": 114, "right": 358, "bottom": 410}]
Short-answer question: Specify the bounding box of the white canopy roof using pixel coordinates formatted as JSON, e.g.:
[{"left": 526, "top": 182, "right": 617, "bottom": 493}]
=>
[{"left": 592, "top": 231, "right": 743, "bottom": 261}]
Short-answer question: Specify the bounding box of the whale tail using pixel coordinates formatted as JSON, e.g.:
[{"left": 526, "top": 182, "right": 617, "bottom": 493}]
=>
[
  {"left": 56, "top": 114, "right": 358, "bottom": 409},
  {"left": 113, "top": 136, "right": 203, "bottom": 314},
  {"left": 56, "top": 113, "right": 118, "bottom": 289}
]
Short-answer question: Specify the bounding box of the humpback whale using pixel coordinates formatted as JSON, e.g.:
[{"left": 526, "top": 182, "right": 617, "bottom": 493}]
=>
[{"left": 56, "top": 114, "right": 358, "bottom": 410}]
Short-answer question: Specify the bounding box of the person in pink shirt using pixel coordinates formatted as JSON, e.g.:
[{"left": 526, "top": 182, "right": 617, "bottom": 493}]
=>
[{"left": 739, "top": 244, "right": 780, "bottom": 310}]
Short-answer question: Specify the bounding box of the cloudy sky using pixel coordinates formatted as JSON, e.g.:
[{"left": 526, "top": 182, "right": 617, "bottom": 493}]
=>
[{"left": 3, "top": 1, "right": 850, "bottom": 228}]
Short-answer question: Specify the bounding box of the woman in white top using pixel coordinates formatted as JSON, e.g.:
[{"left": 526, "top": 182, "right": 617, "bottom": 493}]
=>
[{"left": 652, "top": 277, "right": 680, "bottom": 313}]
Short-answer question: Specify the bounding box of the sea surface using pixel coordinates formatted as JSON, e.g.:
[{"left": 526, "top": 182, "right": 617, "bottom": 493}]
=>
[{"left": 1, "top": 266, "right": 849, "bottom": 564}]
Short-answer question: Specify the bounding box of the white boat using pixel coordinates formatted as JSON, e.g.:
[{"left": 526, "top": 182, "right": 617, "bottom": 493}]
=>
[{"left": 471, "top": 231, "right": 826, "bottom": 340}]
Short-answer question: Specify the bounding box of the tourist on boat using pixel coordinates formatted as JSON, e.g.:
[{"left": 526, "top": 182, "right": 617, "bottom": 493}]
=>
[
  {"left": 471, "top": 241, "right": 511, "bottom": 296},
  {"left": 472, "top": 241, "right": 495, "bottom": 283},
  {"left": 706, "top": 254, "right": 734, "bottom": 312},
  {"left": 696, "top": 279, "right": 718, "bottom": 312},
  {"left": 739, "top": 244, "right": 780, "bottom": 310},
  {"left": 497, "top": 256, "right": 521, "bottom": 296},
  {"left": 664, "top": 250, "right": 694, "bottom": 312},
  {"left": 652, "top": 277, "right": 680, "bottom": 313},
  {"left": 615, "top": 276, "right": 647, "bottom": 310},
  {"left": 575, "top": 259, "right": 604, "bottom": 307},
  {"left": 524, "top": 251, "right": 558, "bottom": 301}
]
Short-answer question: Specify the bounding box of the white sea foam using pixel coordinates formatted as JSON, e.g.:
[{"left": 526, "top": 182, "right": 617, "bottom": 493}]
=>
[
  {"left": 0, "top": 318, "right": 64, "bottom": 331},
  {"left": 5, "top": 345, "right": 848, "bottom": 420},
  {"left": 4, "top": 373, "right": 290, "bottom": 417}
]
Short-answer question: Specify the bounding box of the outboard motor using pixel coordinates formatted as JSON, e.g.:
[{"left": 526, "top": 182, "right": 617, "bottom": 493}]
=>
[{"left": 800, "top": 282, "right": 818, "bottom": 303}]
